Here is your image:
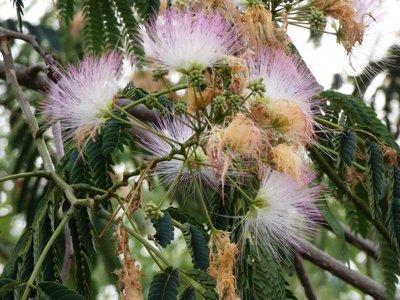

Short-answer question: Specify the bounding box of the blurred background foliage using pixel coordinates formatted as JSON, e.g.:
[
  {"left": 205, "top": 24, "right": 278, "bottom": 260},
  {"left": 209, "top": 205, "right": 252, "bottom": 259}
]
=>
[{"left": 0, "top": 0, "right": 399, "bottom": 299}]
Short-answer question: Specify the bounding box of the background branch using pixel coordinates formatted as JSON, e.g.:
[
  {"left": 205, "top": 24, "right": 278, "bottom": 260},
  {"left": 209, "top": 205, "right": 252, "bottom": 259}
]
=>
[
  {"left": 293, "top": 254, "right": 317, "bottom": 300},
  {"left": 300, "top": 240, "right": 394, "bottom": 300},
  {"left": 0, "top": 60, "right": 48, "bottom": 91}
]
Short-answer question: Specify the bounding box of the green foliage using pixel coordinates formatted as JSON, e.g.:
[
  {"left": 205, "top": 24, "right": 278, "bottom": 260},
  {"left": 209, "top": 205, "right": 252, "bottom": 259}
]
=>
[
  {"left": 148, "top": 267, "right": 180, "bottom": 300},
  {"left": 320, "top": 90, "right": 398, "bottom": 150},
  {"left": 185, "top": 269, "right": 217, "bottom": 300},
  {"left": 100, "top": 0, "right": 122, "bottom": 48},
  {"left": 181, "top": 223, "right": 209, "bottom": 271},
  {"left": 250, "top": 245, "right": 286, "bottom": 300},
  {"left": 36, "top": 202, "right": 62, "bottom": 283},
  {"left": 320, "top": 200, "right": 349, "bottom": 264},
  {"left": 0, "top": 279, "right": 20, "bottom": 298},
  {"left": 82, "top": 0, "right": 105, "bottom": 54},
  {"left": 114, "top": 0, "right": 143, "bottom": 57},
  {"left": 366, "top": 140, "right": 386, "bottom": 219},
  {"left": 38, "top": 281, "right": 86, "bottom": 300},
  {"left": 379, "top": 238, "right": 399, "bottom": 299},
  {"left": 135, "top": 0, "right": 161, "bottom": 20},
  {"left": 179, "top": 286, "right": 196, "bottom": 300},
  {"left": 69, "top": 211, "right": 94, "bottom": 299},
  {"left": 390, "top": 167, "right": 400, "bottom": 246},
  {"left": 152, "top": 211, "right": 174, "bottom": 248},
  {"left": 56, "top": 0, "right": 75, "bottom": 26},
  {"left": 86, "top": 133, "right": 114, "bottom": 190},
  {"left": 11, "top": 0, "right": 24, "bottom": 31},
  {"left": 337, "top": 130, "right": 357, "bottom": 171},
  {"left": 102, "top": 111, "right": 132, "bottom": 155}
]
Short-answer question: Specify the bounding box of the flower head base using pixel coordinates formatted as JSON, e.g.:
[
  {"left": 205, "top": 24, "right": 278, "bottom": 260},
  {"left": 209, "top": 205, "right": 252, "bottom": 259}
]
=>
[
  {"left": 44, "top": 52, "right": 130, "bottom": 144},
  {"left": 137, "top": 115, "right": 218, "bottom": 190},
  {"left": 247, "top": 48, "right": 320, "bottom": 116},
  {"left": 142, "top": 9, "right": 239, "bottom": 73},
  {"left": 241, "top": 169, "right": 320, "bottom": 261}
]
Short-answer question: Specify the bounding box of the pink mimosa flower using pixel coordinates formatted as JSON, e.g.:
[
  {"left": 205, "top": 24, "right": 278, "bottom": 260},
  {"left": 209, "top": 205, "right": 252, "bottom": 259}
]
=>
[{"left": 142, "top": 9, "right": 239, "bottom": 73}]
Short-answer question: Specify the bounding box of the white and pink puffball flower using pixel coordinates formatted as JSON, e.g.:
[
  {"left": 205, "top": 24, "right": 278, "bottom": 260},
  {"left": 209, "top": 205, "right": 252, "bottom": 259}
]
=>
[
  {"left": 43, "top": 52, "right": 134, "bottom": 143},
  {"left": 247, "top": 48, "right": 320, "bottom": 115},
  {"left": 137, "top": 115, "right": 219, "bottom": 190},
  {"left": 141, "top": 8, "right": 239, "bottom": 73},
  {"left": 240, "top": 169, "right": 320, "bottom": 261}
]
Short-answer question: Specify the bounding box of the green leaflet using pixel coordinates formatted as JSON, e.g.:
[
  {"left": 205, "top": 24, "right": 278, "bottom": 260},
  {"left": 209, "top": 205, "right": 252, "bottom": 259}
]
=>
[
  {"left": 179, "top": 286, "right": 196, "bottom": 300},
  {"left": 366, "top": 140, "right": 387, "bottom": 219},
  {"left": 181, "top": 223, "right": 210, "bottom": 271},
  {"left": 38, "top": 281, "right": 86, "bottom": 300},
  {"left": 102, "top": 111, "right": 132, "bottom": 156},
  {"left": 114, "top": 0, "right": 143, "bottom": 57},
  {"left": 185, "top": 269, "right": 217, "bottom": 300},
  {"left": 336, "top": 130, "right": 357, "bottom": 171},
  {"left": 82, "top": 0, "right": 105, "bottom": 54},
  {"left": 152, "top": 211, "right": 174, "bottom": 248},
  {"left": 320, "top": 90, "right": 398, "bottom": 150},
  {"left": 86, "top": 133, "right": 115, "bottom": 190},
  {"left": 251, "top": 245, "right": 286, "bottom": 300},
  {"left": 148, "top": 267, "right": 180, "bottom": 300},
  {"left": 135, "top": 0, "right": 161, "bottom": 20},
  {"left": 99, "top": 0, "right": 122, "bottom": 50},
  {"left": 391, "top": 167, "right": 400, "bottom": 247},
  {"left": 379, "top": 238, "right": 399, "bottom": 299},
  {"left": 11, "top": 0, "right": 24, "bottom": 31},
  {"left": 69, "top": 214, "right": 94, "bottom": 299},
  {"left": 56, "top": 0, "right": 75, "bottom": 25}
]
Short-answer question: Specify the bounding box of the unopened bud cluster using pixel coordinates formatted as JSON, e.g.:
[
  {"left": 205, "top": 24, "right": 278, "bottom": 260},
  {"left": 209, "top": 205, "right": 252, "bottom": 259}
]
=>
[
  {"left": 188, "top": 69, "right": 205, "bottom": 86},
  {"left": 309, "top": 9, "right": 326, "bottom": 31},
  {"left": 144, "top": 201, "right": 164, "bottom": 220},
  {"left": 247, "top": 79, "right": 266, "bottom": 97}
]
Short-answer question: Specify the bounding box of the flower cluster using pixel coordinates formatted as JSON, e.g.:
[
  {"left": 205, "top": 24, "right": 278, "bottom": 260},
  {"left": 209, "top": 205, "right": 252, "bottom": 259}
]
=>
[{"left": 41, "top": 1, "right": 383, "bottom": 298}]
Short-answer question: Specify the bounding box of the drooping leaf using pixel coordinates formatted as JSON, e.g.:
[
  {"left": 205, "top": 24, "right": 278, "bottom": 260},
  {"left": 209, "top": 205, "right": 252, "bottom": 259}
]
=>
[
  {"left": 185, "top": 269, "right": 217, "bottom": 300},
  {"left": 135, "top": 0, "right": 160, "bottom": 20},
  {"left": 152, "top": 211, "right": 174, "bottom": 248},
  {"left": 366, "top": 140, "right": 387, "bottom": 219},
  {"left": 391, "top": 167, "right": 400, "bottom": 246},
  {"left": 320, "top": 90, "right": 398, "bottom": 150},
  {"left": 99, "top": 0, "right": 122, "bottom": 50},
  {"left": 86, "top": 133, "right": 114, "bottom": 190},
  {"left": 56, "top": 0, "right": 75, "bottom": 25},
  {"left": 69, "top": 213, "right": 94, "bottom": 299},
  {"left": 181, "top": 223, "right": 209, "bottom": 271},
  {"left": 82, "top": 0, "right": 105, "bottom": 54},
  {"left": 179, "top": 286, "right": 196, "bottom": 300},
  {"left": 38, "top": 281, "right": 86, "bottom": 300},
  {"left": 0, "top": 279, "right": 20, "bottom": 297},
  {"left": 337, "top": 130, "right": 357, "bottom": 171},
  {"left": 379, "top": 238, "right": 399, "bottom": 299},
  {"left": 102, "top": 111, "right": 132, "bottom": 155},
  {"left": 148, "top": 267, "right": 180, "bottom": 300},
  {"left": 12, "top": 0, "right": 24, "bottom": 31},
  {"left": 250, "top": 245, "right": 286, "bottom": 300}
]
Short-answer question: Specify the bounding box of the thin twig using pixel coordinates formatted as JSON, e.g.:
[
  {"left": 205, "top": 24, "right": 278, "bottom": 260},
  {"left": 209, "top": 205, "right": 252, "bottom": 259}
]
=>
[{"left": 293, "top": 254, "right": 317, "bottom": 300}]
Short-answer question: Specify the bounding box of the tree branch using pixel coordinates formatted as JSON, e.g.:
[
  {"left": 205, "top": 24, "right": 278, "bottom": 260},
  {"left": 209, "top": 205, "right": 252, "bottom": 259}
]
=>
[
  {"left": 322, "top": 223, "right": 379, "bottom": 260},
  {"left": 293, "top": 254, "right": 317, "bottom": 300},
  {"left": 0, "top": 60, "right": 48, "bottom": 91},
  {"left": 300, "top": 240, "right": 394, "bottom": 300}
]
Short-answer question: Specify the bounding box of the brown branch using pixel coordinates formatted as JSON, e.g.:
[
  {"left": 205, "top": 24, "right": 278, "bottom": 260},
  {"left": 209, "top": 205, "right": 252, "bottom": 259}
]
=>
[
  {"left": 0, "top": 60, "right": 48, "bottom": 91},
  {"left": 300, "top": 240, "right": 395, "bottom": 300},
  {"left": 322, "top": 223, "right": 379, "bottom": 260},
  {"left": 293, "top": 254, "right": 317, "bottom": 300}
]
